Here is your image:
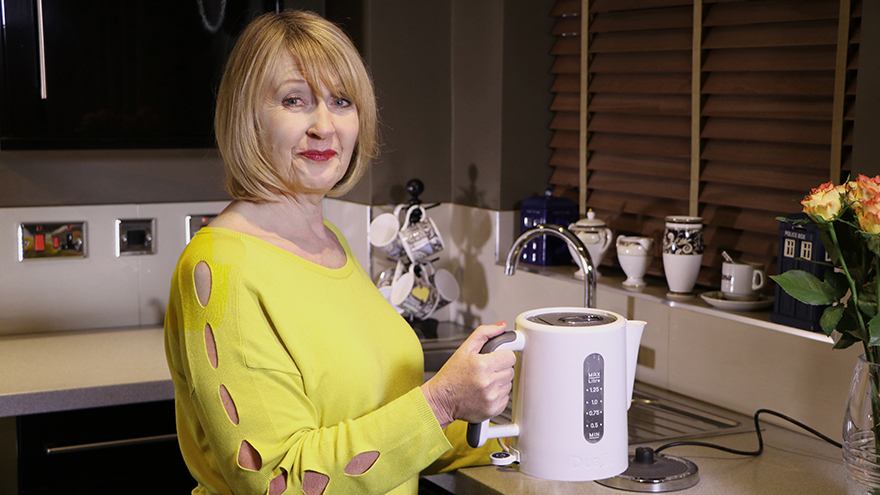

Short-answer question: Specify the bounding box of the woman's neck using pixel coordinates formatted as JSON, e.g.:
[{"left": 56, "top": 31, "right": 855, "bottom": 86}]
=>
[{"left": 213, "top": 195, "right": 347, "bottom": 268}]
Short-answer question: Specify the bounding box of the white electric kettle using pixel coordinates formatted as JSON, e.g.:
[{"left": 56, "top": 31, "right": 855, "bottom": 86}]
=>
[{"left": 467, "top": 307, "right": 645, "bottom": 482}]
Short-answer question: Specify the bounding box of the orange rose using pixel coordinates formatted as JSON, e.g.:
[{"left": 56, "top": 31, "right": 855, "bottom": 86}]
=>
[
  {"left": 802, "top": 181, "right": 842, "bottom": 221},
  {"left": 849, "top": 175, "right": 880, "bottom": 203},
  {"left": 859, "top": 196, "right": 880, "bottom": 234}
]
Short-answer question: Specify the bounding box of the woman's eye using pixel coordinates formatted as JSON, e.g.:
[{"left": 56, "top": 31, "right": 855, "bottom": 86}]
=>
[
  {"left": 332, "top": 98, "right": 352, "bottom": 108},
  {"left": 282, "top": 96, "right": 303, "bottom": 107}
]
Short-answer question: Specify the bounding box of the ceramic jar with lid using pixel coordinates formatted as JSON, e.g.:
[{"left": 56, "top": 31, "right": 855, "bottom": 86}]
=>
[{"left": 569, "top": 210, "right": 613, "bottom": 279}]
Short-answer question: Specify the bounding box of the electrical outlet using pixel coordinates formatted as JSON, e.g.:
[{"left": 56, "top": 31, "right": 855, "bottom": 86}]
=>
[
  {"left": 116, "top": 219, "right": 156, "bottom": 256},
  {"left": 185, "top": 214, "right": 217, "bottom": 243},
  {"left": 18, "top": 222, "right": 87, "bottom": 261}
]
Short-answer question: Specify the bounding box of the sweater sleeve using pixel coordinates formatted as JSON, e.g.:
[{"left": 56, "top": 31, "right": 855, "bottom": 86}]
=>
[
  {"left": 167, "top": 239, "right": 454, "bottom": 495},
  {"left": 422, "top": 421, "right": 502, "bottom": 475}
]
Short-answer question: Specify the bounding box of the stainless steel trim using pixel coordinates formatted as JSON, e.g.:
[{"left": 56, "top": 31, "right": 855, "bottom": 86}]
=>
[
  {"left": 16, "top": 224, "right": 24, "bottom": 262},
  {"left": 36, "top": 0, "right": 47, "bottom": 99},
  {"left": 45, "top": 433, "right": 177, "bottom": 455}
]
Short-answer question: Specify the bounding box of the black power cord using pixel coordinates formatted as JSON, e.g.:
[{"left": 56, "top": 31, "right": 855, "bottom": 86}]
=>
[{"left": 653, "top": 408, "right": 842, "bottom": 457}]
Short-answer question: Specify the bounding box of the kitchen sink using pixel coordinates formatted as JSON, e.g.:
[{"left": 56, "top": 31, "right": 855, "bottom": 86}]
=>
[
  {"left": 626, "top": 384, "right": 753, "bottom": 445},
  {"left": 420, "top": 334, "right": 752, "bottom": 445}
]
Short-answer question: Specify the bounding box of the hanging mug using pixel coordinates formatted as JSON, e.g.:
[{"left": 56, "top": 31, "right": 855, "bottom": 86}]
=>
[
  {"left": 431, "top": 268, "right": 460, "bottom": 312},
  {"left": 370, "top": 205, "right": 408, "bottom": 261},
  {"left": 398, "top": 205, "right": 445, "bottom": 263},
  {"left": 391, "top": 262, "right": 440, "bottom": 320},
  {"left": 375, "top": 261, "right": 405, "bottom": 313}
]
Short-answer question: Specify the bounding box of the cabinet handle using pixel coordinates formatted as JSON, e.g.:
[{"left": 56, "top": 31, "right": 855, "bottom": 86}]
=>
[
  {"left": 45, "top": 433, "right": 177, "bottom": 455},
  {"left": 36, "top": 0, "right": 47, "bottom": 99}
]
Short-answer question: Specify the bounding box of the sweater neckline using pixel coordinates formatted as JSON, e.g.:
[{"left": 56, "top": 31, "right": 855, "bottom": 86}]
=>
[{"left": 196, "top": 221, "right": 355, "bottom": 279}]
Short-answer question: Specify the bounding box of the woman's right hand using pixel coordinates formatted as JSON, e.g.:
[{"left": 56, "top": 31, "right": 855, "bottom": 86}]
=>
[{"left": 420, "top": 321, "right": 516, "bottom": 429}]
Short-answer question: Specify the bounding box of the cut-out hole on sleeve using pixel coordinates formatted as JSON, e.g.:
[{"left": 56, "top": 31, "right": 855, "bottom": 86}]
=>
[
  {"left": 344, "top": 451, "right": 379, "bottom": 475},
  {"left": 219, "top": 384, "right": 238, "bottom": 425},
  {"left": 302, "top": 471, "right": 329, "bottom": 495},
  {"left": 205, "top": 323, "right": 218, "bottom": 369},
  {"left": 194, "top": 261, "right": 212, "bottom": 307},
  {"left": 269, "top": 469, "right": 288, "bottom": 495},
  {"left": 238, "top": 440, "right": 262, "bottom": 471}
]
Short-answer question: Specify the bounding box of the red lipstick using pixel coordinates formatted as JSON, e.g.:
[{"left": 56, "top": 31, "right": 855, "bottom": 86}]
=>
[{"left": 299, "top": 149, "right": 338, "bottom": 162}]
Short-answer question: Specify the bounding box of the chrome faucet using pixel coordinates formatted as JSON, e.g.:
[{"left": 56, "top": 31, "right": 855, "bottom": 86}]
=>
[{"left": 505, "top": 224, "right": 596, "bottom": 308}]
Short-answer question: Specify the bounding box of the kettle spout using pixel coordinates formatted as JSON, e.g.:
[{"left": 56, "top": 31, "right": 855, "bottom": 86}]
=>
[{"left": 625, "top": 320, "right": 646, "bottom": 410}]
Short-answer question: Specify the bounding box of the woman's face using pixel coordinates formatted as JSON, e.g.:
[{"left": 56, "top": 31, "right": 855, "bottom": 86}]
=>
[{"left": 259, "top": 53, "right": 359, "bottom": 196}]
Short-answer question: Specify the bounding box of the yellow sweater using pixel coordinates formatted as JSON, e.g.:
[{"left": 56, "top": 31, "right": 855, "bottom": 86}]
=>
[{"left": 165, "top": 222, "right": 495, "bottom": 495}]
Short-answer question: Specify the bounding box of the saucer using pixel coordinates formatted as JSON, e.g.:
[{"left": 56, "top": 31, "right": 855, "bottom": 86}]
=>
[{"left": 700, "top": 291, "right": 774, "bottom": 311}]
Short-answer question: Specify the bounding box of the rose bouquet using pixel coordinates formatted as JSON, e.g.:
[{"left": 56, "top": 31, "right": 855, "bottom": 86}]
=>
[
  {"left": 772, "top": 175, "right": 880, "bottom": 486},
  {"left": 771, "top": 175, "right": 880, "bottom": 362}
]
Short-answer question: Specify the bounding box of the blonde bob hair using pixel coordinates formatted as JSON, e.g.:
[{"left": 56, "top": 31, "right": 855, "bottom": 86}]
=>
[{"left": 215, "top": 10, "right": 378, "bottom": 200}]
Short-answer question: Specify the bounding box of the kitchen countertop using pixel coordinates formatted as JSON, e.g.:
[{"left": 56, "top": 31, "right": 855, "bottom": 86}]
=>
[
  {"left": 0, "top": 326, "right": 172, "bottom": 417},
  {"left": 1, "top": 324, "right": 849, "bottom": 493},
  {"left": 440, "top": 408, "right": 846, "bottom": 495},
  {"left": 0, "top": 321, "right": 472, "bottom": 419}
]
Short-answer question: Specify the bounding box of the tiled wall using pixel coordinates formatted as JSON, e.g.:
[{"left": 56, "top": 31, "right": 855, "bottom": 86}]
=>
[{"left": 0, "top": 199, "right": 370, "bottom": 335}]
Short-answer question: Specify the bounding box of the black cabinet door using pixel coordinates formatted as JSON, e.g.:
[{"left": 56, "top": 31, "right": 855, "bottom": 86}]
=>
[
  {"left": 0, "top": 0, "right": 278, "bottom": 150},
  {"left": 17, "top": 400, "right": 194, "bottom": 494}
]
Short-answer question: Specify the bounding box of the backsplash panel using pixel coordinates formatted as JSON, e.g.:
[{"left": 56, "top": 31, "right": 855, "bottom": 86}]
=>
[{"left": 0, "top": 199, "right": 370, "bottom": 335}]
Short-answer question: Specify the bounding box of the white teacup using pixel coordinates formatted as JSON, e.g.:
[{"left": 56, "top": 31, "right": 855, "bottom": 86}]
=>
[
  {"left": 398, "top": 205, "right": 445, "bottom": 263},
  {"left": 391, "top": 262, "right": 440, "bottom": 320},
  {"left": 617, "top": 236, "right": 654, "bottom": 289},
  {"left": 721, "top": 261, "right": 765, "bottom": 301}
]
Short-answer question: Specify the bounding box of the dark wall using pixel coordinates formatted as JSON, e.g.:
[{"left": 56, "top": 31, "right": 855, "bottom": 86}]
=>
[{"left": 352, "top": 0, "right": 556, "bottom": 210}]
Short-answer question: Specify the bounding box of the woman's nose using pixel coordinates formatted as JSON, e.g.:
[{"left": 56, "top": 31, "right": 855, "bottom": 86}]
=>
[{"left": 307, "top": 102, "right": 334, "bottom": 139}]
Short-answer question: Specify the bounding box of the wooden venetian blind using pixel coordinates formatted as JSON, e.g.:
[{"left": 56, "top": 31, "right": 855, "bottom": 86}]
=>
[{"left": 549, "top": 0, "right": 860, "bottom": 287}]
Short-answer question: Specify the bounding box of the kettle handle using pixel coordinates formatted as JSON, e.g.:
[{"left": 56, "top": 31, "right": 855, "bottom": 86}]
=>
[{"left": 466, "top": 331, "right": 525, "bottom": 448}]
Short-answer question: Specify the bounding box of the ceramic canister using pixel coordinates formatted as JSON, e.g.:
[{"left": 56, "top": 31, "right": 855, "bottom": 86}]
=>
[
  {"left": 662, "top": 216, "right": 704, "bottom": 295},
  {"left": 569, "top": 210, "right": 613, "bottom": 278}
]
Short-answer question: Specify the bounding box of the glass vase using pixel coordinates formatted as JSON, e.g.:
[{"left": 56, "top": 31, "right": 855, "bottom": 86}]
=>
[{"left": 844, "top": 354, "right": 880, "bottom": 495}]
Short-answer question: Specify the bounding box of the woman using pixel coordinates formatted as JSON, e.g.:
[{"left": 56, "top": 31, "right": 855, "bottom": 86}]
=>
[{"left": 164, "top": 10, "right": 516, "bottom": 495}]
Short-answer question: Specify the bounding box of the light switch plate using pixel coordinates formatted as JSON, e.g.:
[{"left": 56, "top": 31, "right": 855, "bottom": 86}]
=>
[
  {"left": 116, "top": 219, "right": 156, "bottom": 256},
  {"left": 185, "top": 214, "right": 217, "bottom": 243},
  {"left": 18, "top": 222, "right": 87, "bottom": 261}
]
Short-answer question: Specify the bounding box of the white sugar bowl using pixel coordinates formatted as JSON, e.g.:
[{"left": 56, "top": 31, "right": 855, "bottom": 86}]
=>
[{"left": 569, "top": 210, "right": 613, "bottom": 279}]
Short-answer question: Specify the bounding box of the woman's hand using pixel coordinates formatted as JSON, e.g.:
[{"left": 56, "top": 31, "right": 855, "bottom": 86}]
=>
[{"left": 420, "top": 321, "right": 516, "bottom": 429}]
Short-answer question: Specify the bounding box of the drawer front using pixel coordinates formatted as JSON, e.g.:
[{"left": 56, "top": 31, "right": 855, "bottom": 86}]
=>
[{"left": 17, "top": 400, "right": 193, "bottom": 494}]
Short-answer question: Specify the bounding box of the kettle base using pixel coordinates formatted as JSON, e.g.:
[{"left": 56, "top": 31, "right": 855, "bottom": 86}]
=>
[{"left": 595, "top": 447, "right": 699, "bottom": 492}]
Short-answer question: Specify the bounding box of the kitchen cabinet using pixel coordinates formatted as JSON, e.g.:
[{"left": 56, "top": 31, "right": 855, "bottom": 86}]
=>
[
  {"left": 14, "top": 400, "right": 193, "bottom": 494},
  {"left": 0, "top": 0, "right": 321, "bottom": 150}
]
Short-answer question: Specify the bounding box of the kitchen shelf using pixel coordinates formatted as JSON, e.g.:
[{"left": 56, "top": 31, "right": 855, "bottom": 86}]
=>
[{"left": 501, "top": 261, "right": 834, "bottom": 345}]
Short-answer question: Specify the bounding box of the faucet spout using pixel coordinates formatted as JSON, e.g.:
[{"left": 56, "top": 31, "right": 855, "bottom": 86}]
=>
[{"left": 505, "top": 224, "right": 597, "bottom": 308}]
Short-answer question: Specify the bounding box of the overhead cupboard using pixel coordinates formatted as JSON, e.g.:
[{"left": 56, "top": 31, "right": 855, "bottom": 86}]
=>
[{"left": 0, "top": 0, "right": 323, "bottom": 150}]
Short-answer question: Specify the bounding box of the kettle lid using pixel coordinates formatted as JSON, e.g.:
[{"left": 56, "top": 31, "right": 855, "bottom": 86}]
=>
[{"left": 526, "top": 311, "right": 617, "bottom": 327}]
